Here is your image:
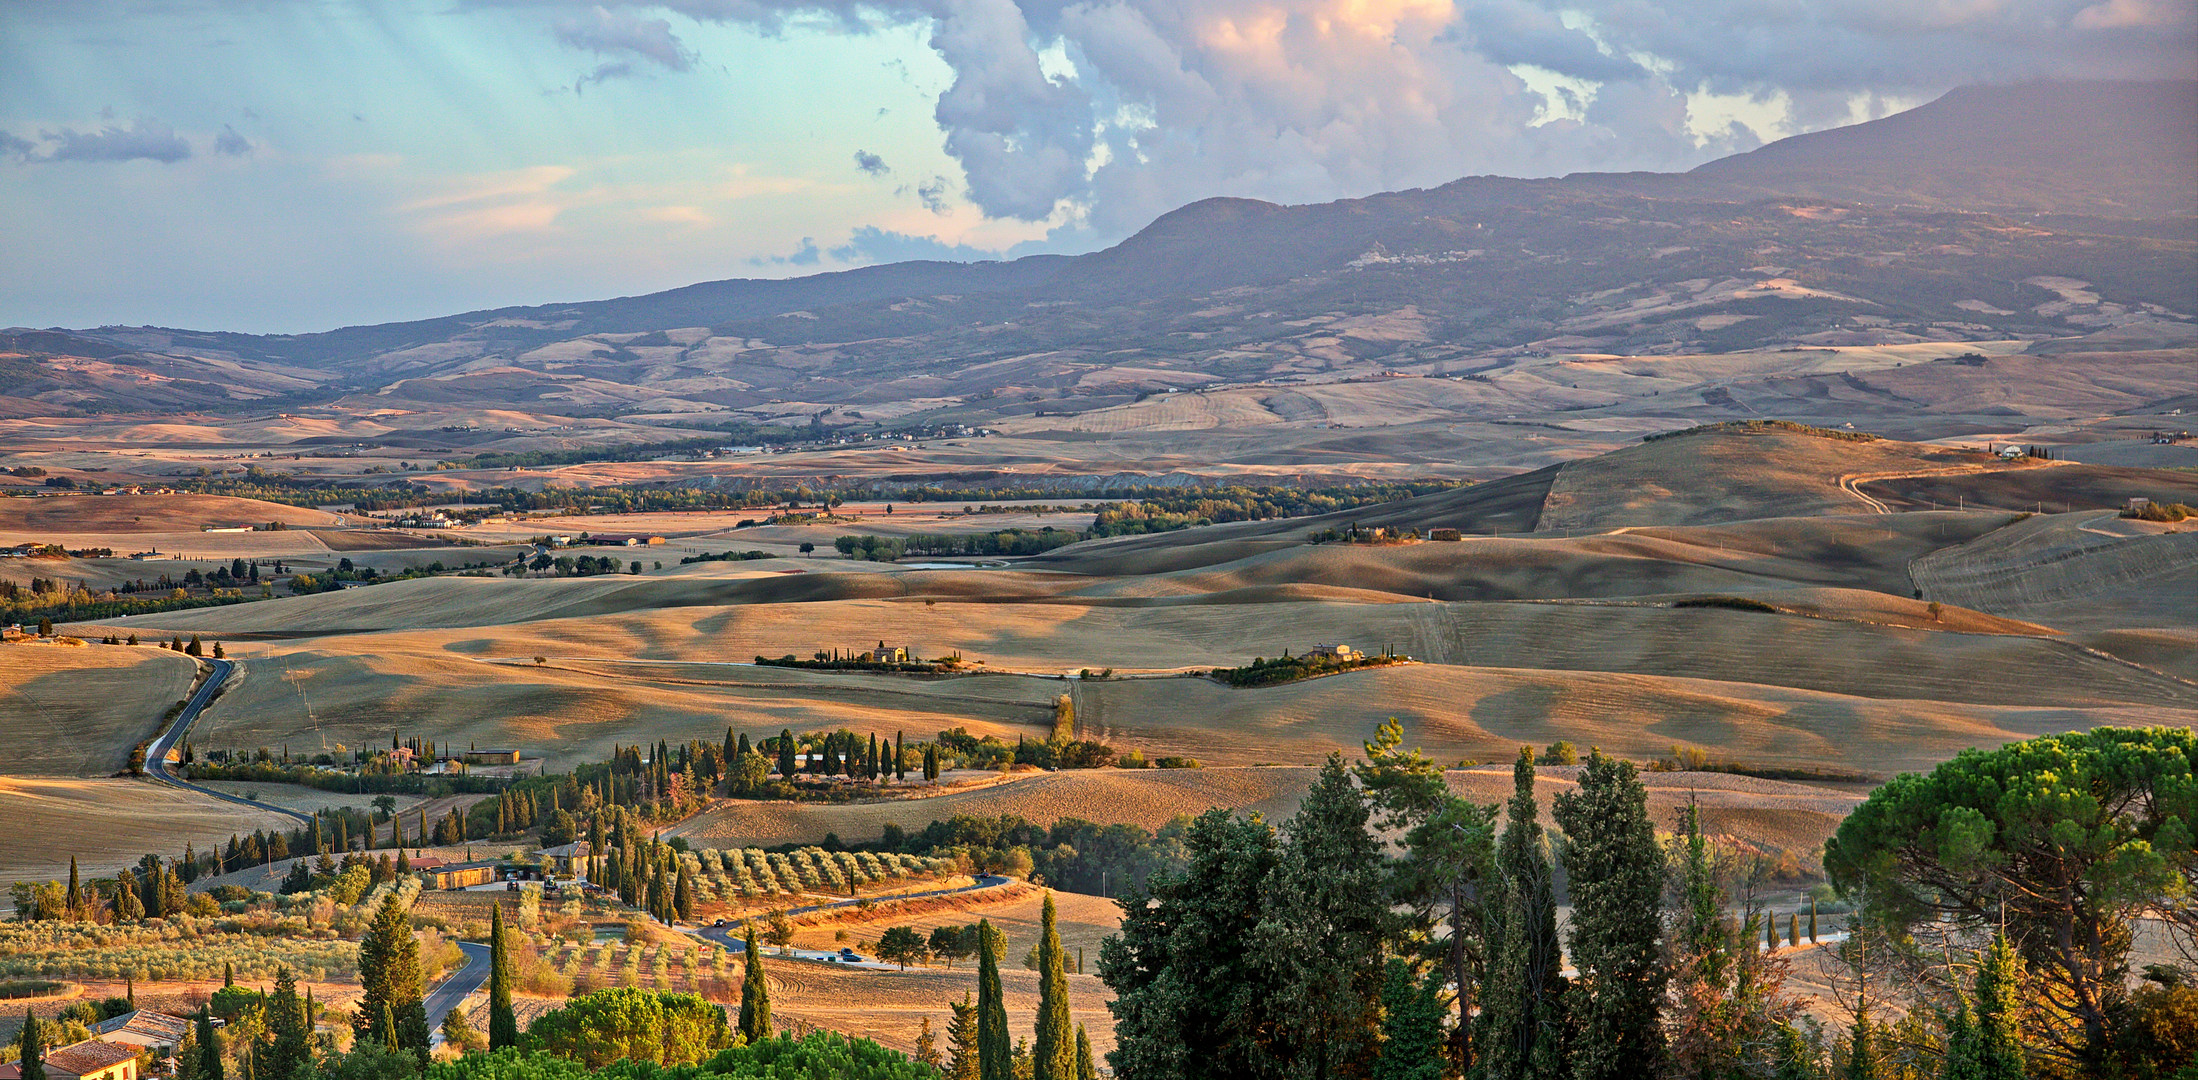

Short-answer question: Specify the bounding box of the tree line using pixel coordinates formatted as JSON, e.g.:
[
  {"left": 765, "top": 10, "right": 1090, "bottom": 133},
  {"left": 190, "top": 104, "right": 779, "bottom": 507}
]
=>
[{"left": 1092, "top": 723, "right": 2197, "bottom": 1079}]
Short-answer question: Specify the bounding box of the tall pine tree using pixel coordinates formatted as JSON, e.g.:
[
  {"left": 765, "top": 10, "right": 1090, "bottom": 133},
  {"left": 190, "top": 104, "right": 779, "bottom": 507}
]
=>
[
  {"left": 1552, "top": 749, "right": 1667, "bottom": 1080},
  {"left": 1033, "top": 893, "right": 1075, "bottom": 1080},
  {"left": 1475, "top": 748, "right": 1567, "bottom": 1079},
  {"left": 1374, "top": 959, "right": 1445, "bottom": 1080},
  {"left": 1256, "top": 752, "right": 1391, "bottom": 1078},
  {"left": 354, "top": 892, "right": 430, "bottom": 1063},
  {"left": 946, "top": 994, "right": 981, "bottom": 1080}
]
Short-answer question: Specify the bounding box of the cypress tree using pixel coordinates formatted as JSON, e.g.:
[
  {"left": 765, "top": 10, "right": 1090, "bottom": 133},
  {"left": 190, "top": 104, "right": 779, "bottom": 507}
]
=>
[
  {"left": 18, "top": 1008, "right": 44, "bottom": 1080},
  {"left": 1033, "top": 893, "right": 1074, "bottom": 1080},
  {"left": 738, "top": 924, "right": 771, "bottom": 1043},
  {"left": 488, "top": 902, "right": 517, "bottom": 1049},
  {"left": 225, "top": 961, "right": 236, "bottom": 988},
  {"left": 262, "top": 968, "right": 309, "bottom": 1080},
  {"left": 1809, "top": 902, "right": 1819, "bottom": 944},
  {"left": 1477, "top": 747, "right": 1568, "bottom": 1080},
  {"left": 895, "top": 731, "right": 906, "bottom": 781},
  {"left": 1790, "top": 913, "right": 1800, "bottom": 953},
  {"left": 67, "top": 857, "right": 80, "bottom": 917},
  {"left": 924, "top": 744, "right": 939, "bottom": 782},
  {"left": 977, "top": 919, "right": 1011, "bottom": 1080},
  {"left": 1551, "top": 749, "right": 1666, "bottom": 1080},
  {"left": 195, "top": 1008, "right": 222, "bottom": 1080},
  {"left": 777, "top": 729, "right": 796, "bottom": 777},
  {"left": 1073, "top": 1024, "right": 1097, "bottom": 1080}
]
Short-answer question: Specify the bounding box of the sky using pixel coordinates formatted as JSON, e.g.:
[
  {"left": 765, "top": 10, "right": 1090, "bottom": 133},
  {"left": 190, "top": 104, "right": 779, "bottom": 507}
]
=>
[{"left": 2, "top": 0, "right": 2189, "bottom": 333}]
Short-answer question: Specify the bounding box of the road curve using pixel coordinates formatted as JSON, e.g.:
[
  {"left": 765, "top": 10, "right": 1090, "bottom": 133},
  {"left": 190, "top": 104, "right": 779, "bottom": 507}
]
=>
[
  {"left": 689, "top": 874, "right": 1014, "bottom": 955},
  {"left": 425, "top": 942, "right": 492, "bottom": 1045},
  {"left": 145, "top": 657, "right": 313, "bottom": 825}
]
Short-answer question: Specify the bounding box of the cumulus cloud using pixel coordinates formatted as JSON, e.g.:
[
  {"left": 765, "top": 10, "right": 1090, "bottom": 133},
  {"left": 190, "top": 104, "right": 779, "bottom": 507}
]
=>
[
  {"left": 854, "top": 149, "right": 890, "bottom": 176},
  {"left": 41, "top": 117, "right": 193, "bottom": 163},
  {"left": 549, "top": 0, "right": 2194, "bottom": 234}
]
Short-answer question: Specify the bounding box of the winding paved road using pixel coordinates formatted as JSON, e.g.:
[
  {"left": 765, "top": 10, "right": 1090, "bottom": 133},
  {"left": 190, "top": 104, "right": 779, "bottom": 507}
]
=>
[
  {"left": 145, "top": 657, "right": 314, "bottom": 825},
  {"left": 425, "top": 942, "right": 492, "bottom": 1046}
]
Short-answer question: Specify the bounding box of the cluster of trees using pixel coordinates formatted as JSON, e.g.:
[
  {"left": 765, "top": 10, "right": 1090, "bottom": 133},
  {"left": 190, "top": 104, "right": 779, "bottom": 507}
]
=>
[
  {"left": 676, "top": 550, "right": 772, "bottom": 565},
  {"left": 585, "top": 808, "right": 699, "bottom": 924},
  {"left": 1092, "top": 724, "right": 2198, "bottom": 1079},
  {"left": 834, "top": 528, "right": 1086, "bottom": 561},
  {"left": 512, "top": 553, "right": 641, "bottom": 578},
  {"left": 1207, "top": 648, "right": 1405, "bottom": 688},
  {"left": 857, "top": 813, "right": 1193, "bottom": 899}
]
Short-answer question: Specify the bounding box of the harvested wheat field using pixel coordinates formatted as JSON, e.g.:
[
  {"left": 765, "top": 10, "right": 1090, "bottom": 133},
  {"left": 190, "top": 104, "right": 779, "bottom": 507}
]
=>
[
  {"left": 0, "top": 642, "right": 197, "bottom": 775},
  {"left": 668, "top": 767, "right": 1314, "bottom": 848},
  {"left": 725, "top": 951, "right": 1116, "bottom": 1058},
  {"left": 0, "top": 493, "right": 340, "bottom": 536},
  {"left": 789, "top": 887, "right": 1126, "bottom": 977},
  {"left": 0, "top": 777, "right": 297, "bottom": 886}
]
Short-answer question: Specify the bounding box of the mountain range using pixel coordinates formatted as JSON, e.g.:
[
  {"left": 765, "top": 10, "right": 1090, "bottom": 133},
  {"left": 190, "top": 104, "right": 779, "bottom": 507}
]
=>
[{"left": 3, "top": 79, "right": 2192, "bottom": 431}]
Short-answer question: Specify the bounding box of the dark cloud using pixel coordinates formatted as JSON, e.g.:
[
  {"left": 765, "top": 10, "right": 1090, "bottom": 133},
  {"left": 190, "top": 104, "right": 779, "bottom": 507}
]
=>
[
  {"left": 556, "top": 7, "right": 694, "bottom": 71},
  {"left": 213, "top": 124, "right": 251, "bottom": 156},
  {"left": 853, "top": 149, "right": 889, "bottom": 176},
  {"left": 750, "top": 237, "right": 822, "bottom": 265},
  {"left": 915, "top": 176, "right": 953, "bottom": 214},
  {"left": 0, "top": 131, "right": 35, "bottom": 161},
  {"left": 39, "top": 117, "right": 192, "bottom": 164},
  {"left": 830, "top": 225, "right": 1003, "bottom": 263}
]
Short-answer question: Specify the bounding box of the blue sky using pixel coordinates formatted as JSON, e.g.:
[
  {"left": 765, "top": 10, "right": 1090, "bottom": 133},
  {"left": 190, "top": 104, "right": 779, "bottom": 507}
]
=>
[{"left": 2, "top": 0, "right": 2186, "bottom": 333}]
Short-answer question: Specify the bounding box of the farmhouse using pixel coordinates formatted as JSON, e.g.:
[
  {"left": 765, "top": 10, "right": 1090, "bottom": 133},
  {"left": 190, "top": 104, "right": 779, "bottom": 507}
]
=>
[
  {"left": 1307, "top": 643, "right": 1361, "bottom": 661},
  {"left": 590, "top": 534, "right": 665, "bottom": 547},
  {"left": 92, "top": 1010, "right": 192, "bottom": 1055},
  {"left": 462, "top": 748, "right": 521, "bottom": 766},
  {"left": 0, "top": 1039, "right": 141, "bottom": 1080},
  {"left": 538, "top": 840, "right": 590, "bottom": 876}
]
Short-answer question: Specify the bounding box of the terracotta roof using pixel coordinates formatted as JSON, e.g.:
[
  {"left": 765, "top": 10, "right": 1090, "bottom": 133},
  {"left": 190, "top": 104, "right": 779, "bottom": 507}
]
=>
[{"left": 45, "top": 1039, "right": 141, "bottom": 1076}]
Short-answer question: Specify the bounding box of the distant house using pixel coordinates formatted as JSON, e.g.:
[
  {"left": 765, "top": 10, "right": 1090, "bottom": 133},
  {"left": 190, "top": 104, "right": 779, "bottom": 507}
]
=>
[
  {"left": 1307, "top": 644, "right": 1360, "bottom": 661},
  {"left": 0, "top": 1039, "right": 141, "bottom": 1080},
  {"left": 463, "top": 748, "right": 521, "bottom": 766},
  {"left": 859, "top": 641, "right": 911, "bottom": 663},
  {"left": 2129, "top": 497, "right": 2152, "bottom": 512},
  {"left": 589, "top": 534, "right": 665, "bottom": 547},
  {"left": 420, "top": 860, "right": 500, "bottom": 890},
  {"left": 92, "top": 1011, "right": 192, "bottom": 1056}
]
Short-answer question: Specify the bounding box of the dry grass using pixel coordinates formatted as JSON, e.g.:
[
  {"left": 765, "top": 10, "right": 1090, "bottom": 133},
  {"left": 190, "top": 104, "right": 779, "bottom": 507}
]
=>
[
  {"left": 0, "top": 643, "right": 197, "bottom": 775},
  {"left": 0, "top": 777, "right": 298, "bottom": 886}
]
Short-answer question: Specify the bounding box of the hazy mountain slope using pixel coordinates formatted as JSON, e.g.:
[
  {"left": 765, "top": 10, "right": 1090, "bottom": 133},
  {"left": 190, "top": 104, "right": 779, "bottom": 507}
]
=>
[{"left": 1689, "top": 81, "right": 2198, "bottom": 217}]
